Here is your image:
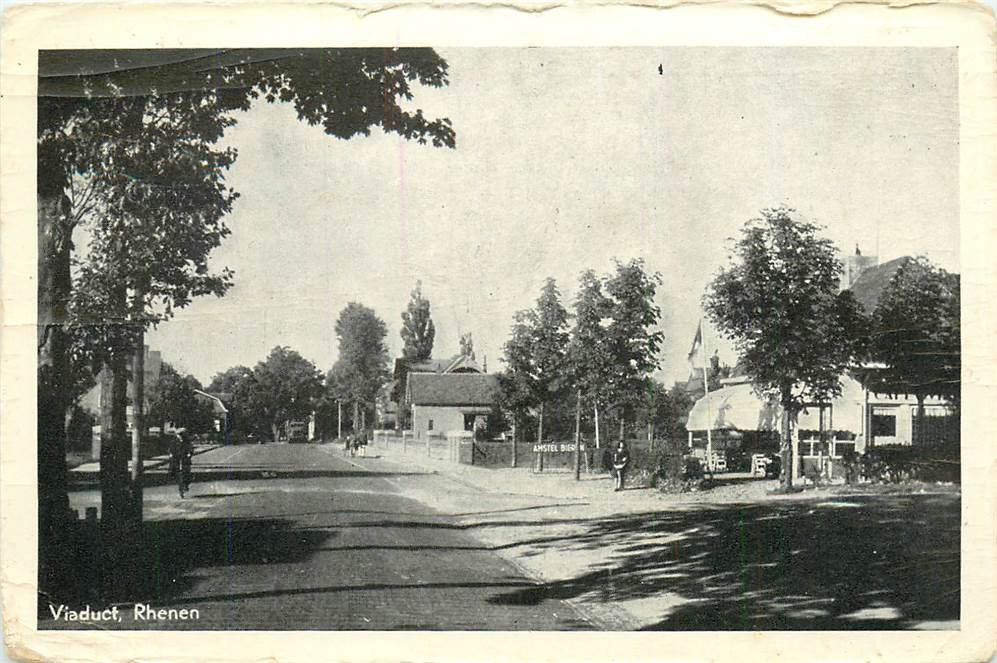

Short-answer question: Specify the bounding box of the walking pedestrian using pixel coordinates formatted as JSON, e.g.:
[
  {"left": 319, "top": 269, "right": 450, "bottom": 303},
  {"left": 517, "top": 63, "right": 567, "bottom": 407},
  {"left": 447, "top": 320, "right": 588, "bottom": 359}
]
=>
[{"left": 611, "top": 440, "right": 630, "bottom": 492}]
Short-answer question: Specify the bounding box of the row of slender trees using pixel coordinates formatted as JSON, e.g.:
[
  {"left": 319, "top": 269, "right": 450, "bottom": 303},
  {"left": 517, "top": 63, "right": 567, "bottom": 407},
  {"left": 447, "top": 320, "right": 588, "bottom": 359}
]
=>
[{"left": 499, "top": 259, "right": 665, "bottom": 447}]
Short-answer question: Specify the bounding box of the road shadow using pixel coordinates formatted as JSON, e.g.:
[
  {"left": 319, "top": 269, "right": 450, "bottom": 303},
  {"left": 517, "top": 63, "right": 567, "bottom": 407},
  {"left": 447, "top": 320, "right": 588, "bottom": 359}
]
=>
[
  {"left": 37, "top": 515, "right": 335, "bottom": 622},
  {"left": 68, "top": 468, "right": 430, "bottom": 490},
  {"left": 486, "top": 494, "right": 960, "bottom": 630}
]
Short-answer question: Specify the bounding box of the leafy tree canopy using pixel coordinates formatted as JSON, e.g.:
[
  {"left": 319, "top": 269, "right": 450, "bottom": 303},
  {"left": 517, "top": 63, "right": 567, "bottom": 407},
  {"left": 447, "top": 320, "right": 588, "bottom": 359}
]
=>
[
  {"left": 500, "top": 278, "right": 570, "bottom": 412},
  {"left": 147, "top": 362, "right": 214, "bottom": 433},
  {"left": 332, "top": 302, "right": 391, "bottom": 406},
  {"left": 703, "top": 206, "right": 867, "bottom": 412},
  {"left": 459, "top": 332, "right": 476, "bottom": 360},
  {"left": 400, "top": 280, "right": 435, "bottom": 361},
  {"left": 869, "top": 256, "right": 960, "bottom": 403},
  {"left": 566, "top": 270, "right": 615, "bottom": 410},
  {"left": 207, "top": 365, "right": 254, "bottom": 394},
  {"left": 603, "top": 258, "right": 664, "bottom": 411},
  {"left": 231, "top": 346, "right": 323, "bottom": 440}
]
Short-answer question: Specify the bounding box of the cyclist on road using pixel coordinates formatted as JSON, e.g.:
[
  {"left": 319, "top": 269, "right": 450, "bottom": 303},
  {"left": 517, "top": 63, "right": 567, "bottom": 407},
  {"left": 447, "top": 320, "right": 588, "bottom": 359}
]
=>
[{"left": 170, "top": 429, "right": 194, "bottom": 497}]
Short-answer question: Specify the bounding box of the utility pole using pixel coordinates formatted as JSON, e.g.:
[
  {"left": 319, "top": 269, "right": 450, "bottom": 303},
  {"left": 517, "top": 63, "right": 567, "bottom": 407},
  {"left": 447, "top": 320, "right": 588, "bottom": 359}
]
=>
[
  {"left": 574, "top": 389, "right": 582, "bottom": 481},
  {"left": 702, "top": 324, "right": 714, "bottom": 472}
]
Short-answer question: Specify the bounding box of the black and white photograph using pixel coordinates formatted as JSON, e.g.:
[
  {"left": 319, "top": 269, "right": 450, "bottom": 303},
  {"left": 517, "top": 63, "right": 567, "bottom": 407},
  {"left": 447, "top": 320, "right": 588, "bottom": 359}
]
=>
[{"left": 3, "top": 3, "right": 996, "bottom": 661}]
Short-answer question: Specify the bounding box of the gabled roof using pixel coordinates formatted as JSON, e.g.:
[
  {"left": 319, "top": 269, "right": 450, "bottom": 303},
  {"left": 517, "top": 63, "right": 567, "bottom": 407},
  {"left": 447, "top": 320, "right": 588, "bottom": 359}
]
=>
[
  {"left": 396, "top": 357, "right": 451, "bottom": 374},
  {"left": 407, "top": 373, "right": 498, "bottom": 407},
  {"left": 848, "top": 256, "right": 910, "bottom": 313},
  {"left": 392, "top": 354, "right": 483, "bottom": 402},
  {"left": 443, "top": 354, "right": 482, "bottom": 373}
]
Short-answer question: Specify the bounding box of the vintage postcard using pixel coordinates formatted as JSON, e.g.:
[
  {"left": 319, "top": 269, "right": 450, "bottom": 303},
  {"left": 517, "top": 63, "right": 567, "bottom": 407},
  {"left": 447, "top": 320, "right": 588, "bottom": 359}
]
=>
[{"left": 1, "top": 1, "right": 995, "bottom": 662}]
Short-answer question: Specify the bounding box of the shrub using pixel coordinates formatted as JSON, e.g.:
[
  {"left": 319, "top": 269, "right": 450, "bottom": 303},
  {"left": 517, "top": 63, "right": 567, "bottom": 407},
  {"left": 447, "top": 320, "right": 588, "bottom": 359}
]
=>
[
  {"left": 682, "top": 456, "right": 704, "bottom": 481},
  {"left": 859, "top": 444, "right": 960, "bottom": 484},
  {"left": 649, "top": 454, "right": 707, "bottom": 493}
]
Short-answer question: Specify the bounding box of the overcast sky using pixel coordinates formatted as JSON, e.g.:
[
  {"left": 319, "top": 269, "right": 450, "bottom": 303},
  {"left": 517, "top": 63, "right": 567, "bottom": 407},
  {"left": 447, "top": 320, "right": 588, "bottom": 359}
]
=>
[{"left": 147, "top": 47, "right": 959, "bottom": 387}]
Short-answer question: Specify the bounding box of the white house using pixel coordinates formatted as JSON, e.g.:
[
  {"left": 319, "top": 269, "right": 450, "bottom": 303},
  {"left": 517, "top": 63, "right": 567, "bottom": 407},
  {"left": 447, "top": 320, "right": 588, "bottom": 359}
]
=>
[{"left": 405, "top": 372, "right": 499, "bottom": 439}]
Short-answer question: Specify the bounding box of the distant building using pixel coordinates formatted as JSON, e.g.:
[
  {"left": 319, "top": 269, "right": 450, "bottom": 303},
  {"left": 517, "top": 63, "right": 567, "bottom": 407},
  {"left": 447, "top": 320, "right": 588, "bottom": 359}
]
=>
[
  {"left": 842, "top": 244, "right": 879, "bottom": 290},
  {"left": 685, "top": 250, "right": 958, "bottom": 477},
  {"left": 390, "top": 353, "right": 484, "bottom": 430},
  {"left": 405, "top": 373, "right": 498, "bottom": 439},
  {"left": 79, "top": 346, "right": 163, "bottom": 459},
  {"left": 193, "top": 389, "right": 232, "bottom": 441}
]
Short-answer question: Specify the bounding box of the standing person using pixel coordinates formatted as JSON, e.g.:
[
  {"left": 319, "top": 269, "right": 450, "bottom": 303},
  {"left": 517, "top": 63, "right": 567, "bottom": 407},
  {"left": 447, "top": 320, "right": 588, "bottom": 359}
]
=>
[
  {"left": 358, "top": 429, "right": 368, "bottom": 457},
  {"left": 611, "top": 440, "right": 630, "bottom": 492},
  {"left": 170, "top": 429, "right": 194, "bottom": 497}
]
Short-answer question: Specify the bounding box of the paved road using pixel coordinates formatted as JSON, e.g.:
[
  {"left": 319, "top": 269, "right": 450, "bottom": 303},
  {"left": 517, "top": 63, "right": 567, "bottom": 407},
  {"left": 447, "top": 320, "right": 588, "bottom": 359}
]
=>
[{"left": 49, "top": 444, "right": 593, "bottom": 630}]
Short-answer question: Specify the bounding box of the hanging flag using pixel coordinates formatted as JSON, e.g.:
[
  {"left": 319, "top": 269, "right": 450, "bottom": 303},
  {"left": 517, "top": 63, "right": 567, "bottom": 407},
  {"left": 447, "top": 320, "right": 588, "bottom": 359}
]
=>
[{"left": 688, "top": 320, "right": 704, "bottom": 368}]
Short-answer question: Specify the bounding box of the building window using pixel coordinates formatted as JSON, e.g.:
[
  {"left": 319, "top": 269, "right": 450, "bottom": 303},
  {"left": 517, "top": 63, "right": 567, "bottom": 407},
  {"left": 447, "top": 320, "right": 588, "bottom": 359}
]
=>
[
  {"left": 833, "top": 441, "right": 856, "bottom": 458},
  {"left": 428, "top": 419, "right": 434, "bottom": 431},
  {"left": 872, "top": 412, "right": 897, "bottom": 437}
]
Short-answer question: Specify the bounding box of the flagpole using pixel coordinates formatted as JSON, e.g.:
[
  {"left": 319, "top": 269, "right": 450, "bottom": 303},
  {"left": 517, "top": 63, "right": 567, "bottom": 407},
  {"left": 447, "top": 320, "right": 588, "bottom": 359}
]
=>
[{"left": 702, "top": 319, "right": 713, "bottom": 470}]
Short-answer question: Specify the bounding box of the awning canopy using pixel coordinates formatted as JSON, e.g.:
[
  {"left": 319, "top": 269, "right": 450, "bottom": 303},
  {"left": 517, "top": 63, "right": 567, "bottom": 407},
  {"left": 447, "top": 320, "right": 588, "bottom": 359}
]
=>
[
  {"left": 686, "top": 383, "right": 781, "bottom": 433},
  {"left": 687, "top": 374, "right": 869, "bottom": 434},
  {"left": 796, "top": 375, "right": 866, "bottom": 432}
]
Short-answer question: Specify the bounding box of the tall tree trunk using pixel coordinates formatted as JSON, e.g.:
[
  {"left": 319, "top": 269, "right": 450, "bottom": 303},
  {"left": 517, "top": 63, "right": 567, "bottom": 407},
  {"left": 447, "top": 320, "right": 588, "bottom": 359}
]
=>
[
  {"left": 130, "top": 328, "right": 144, "bottom": 519},
  {"left": 574, "top": 390, "right": 582, "bottom": 481},
  {"left": 271, "top": 421, "right": 279, "bottom": 443},
  {"left": 353, "top": 401, "right": 359, "bottom": 433},
  {"left": 914, "top": 394, "right": 926, "bottom": 446},
  {"left": 130, "top": 278, "right": 147, "bottom": 484},
  {"left": 99, "top": 334, "right": 133, "bottom": 601},
  {"left": 594, "top": 404, "right": 601, "bottom": 449},
  {"left": 337, "top": 400, "right": 342, "bottom": 439},
  {"left": 511, "top": 413, "right": 518, "bottom": 468},
  {"left": 618, "top": 412, "right": 625, "bottom": 442},
  {"left": 131, "top": 333, "right": 144, "bottom": 481},
  {"left": 537, "top": 402, "right": 544, "bottom": 445},
  {"left": 37, "top": 185, "right": 73, "bottom": 601},
  {"left": 780, "top": 386, "right": 795, "bottom": 490}
]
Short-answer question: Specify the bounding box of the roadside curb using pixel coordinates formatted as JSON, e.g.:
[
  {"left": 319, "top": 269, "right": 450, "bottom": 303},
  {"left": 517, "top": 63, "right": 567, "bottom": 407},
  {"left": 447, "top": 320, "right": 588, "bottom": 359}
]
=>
[
  {"left": 68, "top": 444, "right": 222, "bottom": 482},
  {"left": 365, "top": 443, "right": 600, "bottom": 502}
]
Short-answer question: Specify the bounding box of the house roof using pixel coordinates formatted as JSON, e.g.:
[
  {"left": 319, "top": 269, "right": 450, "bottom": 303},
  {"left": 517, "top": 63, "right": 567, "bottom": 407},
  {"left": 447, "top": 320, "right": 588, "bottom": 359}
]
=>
[
  {"left": 392, "top": 354, "right": 483, "bottom": 402},
  {"left": 194, "top": 390, "right": 229, "bottom": 415},
  {"left": 407, "top": 373, "right": 498, "bottom": 407},
  {"left": 847, "top": 256, "right": 910, "bottom": 312},
  {"left": 394, "top": 354, "right": 482, "bottom": 376},
  {"left": 396, "top": 357, "right": 451, "bottom": 375}
]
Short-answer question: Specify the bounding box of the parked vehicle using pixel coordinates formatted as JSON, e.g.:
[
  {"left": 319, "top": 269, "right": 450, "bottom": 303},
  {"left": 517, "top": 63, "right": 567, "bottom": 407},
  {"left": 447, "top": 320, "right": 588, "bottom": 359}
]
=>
[{"left": 287, "top": 420, "right": 309, "bottom": 443}]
